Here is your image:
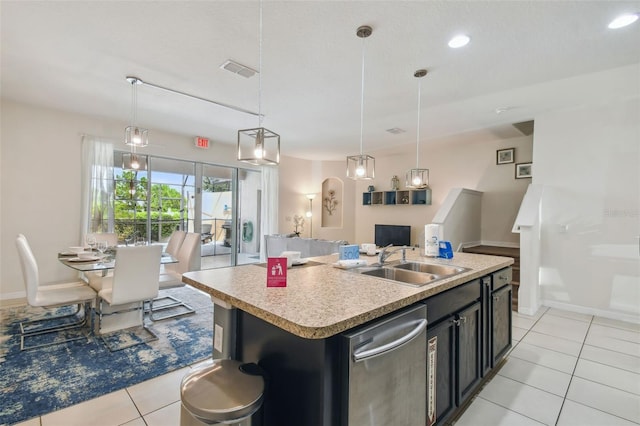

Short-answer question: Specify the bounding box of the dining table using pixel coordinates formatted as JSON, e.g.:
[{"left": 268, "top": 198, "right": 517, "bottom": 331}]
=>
[
  {"left": 57, "top": 246, "right": 179, "bottom": 335},
  {"left": 58, "top": 248, "right": 178, "bottom": 272}
]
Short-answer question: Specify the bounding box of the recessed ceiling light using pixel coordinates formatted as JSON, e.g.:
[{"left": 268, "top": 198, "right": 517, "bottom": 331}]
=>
[
  {"left": 608, "top": 13, "right": 639, "bottom": 29},
  {"left": 448, "top": 34, "right": 470, "bottom": 48}
]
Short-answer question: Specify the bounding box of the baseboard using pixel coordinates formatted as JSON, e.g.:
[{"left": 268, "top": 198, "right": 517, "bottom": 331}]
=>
[
  {"left": 480, "top": 240, "right": 520, "bottom": 249},
  {"left": 542, "top": 299, "right": 640, "bottom": 325},
  {"left": 456, "top": 241, "right": 482, "bottom": 252},
  {"left": 0, "top": 291, "right": 27, "bottom": 307}
]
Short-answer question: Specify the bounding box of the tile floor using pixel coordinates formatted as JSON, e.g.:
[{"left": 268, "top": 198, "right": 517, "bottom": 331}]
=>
[
  {"left": 14, "top": 307, "right": 640, "bottom": 426},
  {"left": 455, "top": 307, "right": 640, "bottom": 426}
]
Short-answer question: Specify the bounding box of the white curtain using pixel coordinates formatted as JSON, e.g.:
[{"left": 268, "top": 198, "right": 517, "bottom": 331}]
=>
[
  {"left": 80, "top": 136, "right": 114, "bottom": 243},
  {"left": 259, "top": 165, "right": 279, "bottom": 261}
]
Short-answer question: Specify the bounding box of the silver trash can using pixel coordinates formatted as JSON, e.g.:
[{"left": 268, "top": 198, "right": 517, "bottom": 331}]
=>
[{"left": 180, "top": 359, "right": 265, "bottom": 426}]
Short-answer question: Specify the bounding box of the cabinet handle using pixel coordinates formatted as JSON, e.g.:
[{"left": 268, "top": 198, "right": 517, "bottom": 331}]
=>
[
  {"left": 493, "top": 296, "right": 499, "bottom": 301},
  {"left": 459, "top": 316, "right": 467, "bottom": 324},
  {"left": 452, "top": 319, "right": 460, "bottom": 326}
]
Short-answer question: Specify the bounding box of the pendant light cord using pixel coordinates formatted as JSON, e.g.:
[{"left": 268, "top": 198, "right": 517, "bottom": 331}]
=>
[
  {"left": 131, "top": 81, "right": 137, "bottom": 129},
  {"left": 130, "top": 80, "right": 137, "bottom": 154},
  {"left": 258, "top": 0, "right": 263, "bottom": 128},
  {"left": 416, "top": 77, "right": 421, "bottom": 168},
  {"left": 359, "top": 35, "right": 366, "bottom": 156}
]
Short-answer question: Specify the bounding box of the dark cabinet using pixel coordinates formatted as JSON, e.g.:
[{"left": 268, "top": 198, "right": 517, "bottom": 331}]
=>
[
  {"left": 426, "top": 268, "right": 512, "bottom": 426},
  {"left": 425, "top": 280, "right": 482, "bottom": 426},
  {"left": 456, "top": 301, "right": 482, "bottom": 405},
  {"left": 426, "top": 318, "right": 456, "bottom": 424},
  {"left": 481, "top": 268, "right": 513, "bottom": 375},
  {"left": 492, "top": 284, "right": 512, "bottom": 365}
]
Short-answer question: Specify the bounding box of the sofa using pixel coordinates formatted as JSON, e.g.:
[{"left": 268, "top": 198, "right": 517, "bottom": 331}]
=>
[{"left": 264, "top": 235, "right": 348, "bottom": 258}]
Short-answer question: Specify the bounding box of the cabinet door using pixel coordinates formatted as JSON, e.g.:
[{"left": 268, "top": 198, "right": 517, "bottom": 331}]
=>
[
  {"left": 427, "top": 318, "right": 456, "bottom": 426},
  {"left": 492, "top": 284, "right": 513, "bottom": 366},
  {"left": 456, "top": 301, "right": 482, "bottom": 406},
  {"left": 480, "top": 277, "right": 492, "bottom": 377}
]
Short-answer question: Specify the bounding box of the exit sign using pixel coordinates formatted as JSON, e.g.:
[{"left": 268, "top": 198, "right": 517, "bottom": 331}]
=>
[{"left": 194, "top": 137, "right": 210, "bottom": 149}]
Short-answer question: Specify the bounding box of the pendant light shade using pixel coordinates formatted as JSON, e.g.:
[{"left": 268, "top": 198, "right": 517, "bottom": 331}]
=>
[
  {"left": 122, "top": 153, "right": 148, "bottom": 171},
  {"left": 346, "top": 25, "right": 375, "bottom": 180},
  {"left": 347, "top": 154, "right": 375, "bottom": 179},
  {"left": 406, "top": 69, "right": 429, "bottom": 189},
  {"left": 238, "top": 127, "right": 280, "bottom": 166},
  {"left": 237, "top": 0, "right": 280, "bottom": 166},
  {"left": 124, "top": 77, "right": 149, "bottom": 147}
]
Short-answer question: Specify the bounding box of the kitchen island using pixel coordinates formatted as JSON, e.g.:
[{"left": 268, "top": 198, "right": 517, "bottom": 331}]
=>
[{"left": 183, "top": 251, "right": 513, "bottom": 426}]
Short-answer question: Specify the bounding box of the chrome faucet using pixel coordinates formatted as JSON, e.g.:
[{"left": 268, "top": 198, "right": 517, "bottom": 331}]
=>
[{"left": 377, "top": 245, "right": 414, "bottom": 266}]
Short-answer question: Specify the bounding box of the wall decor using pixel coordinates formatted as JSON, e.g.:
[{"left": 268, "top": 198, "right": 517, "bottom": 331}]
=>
[
  {"left": 515, "top": 162, "right": 532, "bottom": 179},
  {"left": 497, "top": 147, "right": 515, "bottom": 164},
  {"left": 321, "top": 177, "right": 343, "bottom": 228}
]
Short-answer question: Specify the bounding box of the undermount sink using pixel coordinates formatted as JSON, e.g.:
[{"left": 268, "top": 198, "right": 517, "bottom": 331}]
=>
[
  {"left": 348, "top": 261, "right": 470, "bottom": 287},
  {"left": 389, "top": 261, "right": 470, "bottom": 276},
  {"left": 360, "top": 267, "right": 440, "bottom": 286}
]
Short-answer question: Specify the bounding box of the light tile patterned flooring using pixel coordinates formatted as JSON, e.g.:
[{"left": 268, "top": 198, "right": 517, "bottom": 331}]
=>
[
  {"left": 15, "top": 307, "right": 640, "bottom": 426},
  {"left": 455, "top": 307, "right": 640, "bottom": 426}
]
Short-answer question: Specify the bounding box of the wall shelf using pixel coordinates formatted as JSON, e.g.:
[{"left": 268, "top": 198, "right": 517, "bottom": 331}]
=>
[{"left": 362, "top": 189, "right": 431, "bottom": 206}]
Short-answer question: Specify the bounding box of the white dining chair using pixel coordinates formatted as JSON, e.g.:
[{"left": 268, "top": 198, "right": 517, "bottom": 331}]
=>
[
  {"left": 165, "top": 230, "right": 186, "bottom": 257},
  {"left": 96, "top": 244, "right": 162, "bottom": 351},
  {"left": 152, "top": 232, "right": 200, "bottom": 320},
  {"left": 15, "top": 234, "right": 97, "bottom": 351}
]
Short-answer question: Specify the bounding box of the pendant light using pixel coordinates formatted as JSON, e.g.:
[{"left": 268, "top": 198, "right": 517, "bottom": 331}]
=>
[
  {"left": 346, "top": 25, "right": 375, "bottom": 180},
  {"left": 406, "top": 69, "right": 429, "bottom": 189},
  {"left": 237, "top": 0, "right": 280, "bottom": 166},
  {"left": 124, "top": 77, "right": 149, "bottom": 148},
  {"left": 123, "top": 77, "right": 148, "bottom": 171}
]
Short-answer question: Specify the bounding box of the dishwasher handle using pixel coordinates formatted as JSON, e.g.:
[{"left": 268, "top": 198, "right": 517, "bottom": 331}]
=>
[{"left": 353, "top": 319, "right": 427, "bottom": 362}]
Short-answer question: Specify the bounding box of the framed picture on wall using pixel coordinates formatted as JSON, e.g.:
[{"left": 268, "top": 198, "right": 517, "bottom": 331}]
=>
[
  {"left": 515, "top": 162, "right": 532, "bottom": 179},
  {"left": 496, "top": 148, "right": 515, "bottom": 164}
]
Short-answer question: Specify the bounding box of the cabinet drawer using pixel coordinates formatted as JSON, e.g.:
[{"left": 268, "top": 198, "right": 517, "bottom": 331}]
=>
[
  {"left": 426, "top": 279, "right": 481, "bottom": 325},
  {"left": 492, "top": 268, "right": 512, "bottom": 291}
]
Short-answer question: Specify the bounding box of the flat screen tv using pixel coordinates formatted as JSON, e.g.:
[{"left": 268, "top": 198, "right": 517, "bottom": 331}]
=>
[{"left": 374, "top": 224, "right": 411, "bottom": 247}]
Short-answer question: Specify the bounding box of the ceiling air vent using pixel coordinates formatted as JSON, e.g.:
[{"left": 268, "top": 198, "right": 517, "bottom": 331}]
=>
[
  {"left": 220, "top": 60, "right": 258, "bottom": 78},
  {"left": 386, "top": 127, "right": 406, "bottom": 135}
]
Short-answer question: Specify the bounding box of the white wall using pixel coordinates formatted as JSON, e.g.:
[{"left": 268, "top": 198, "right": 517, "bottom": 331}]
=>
[
  {"left": 534, "top": 95, "right": 640, "bottom": 321},
  {"left": 277, "top": 156, "right": 355, "bottom": 243},
  {"left": 0, "top": 100, "right": 251, "bottom": 299},
  {"left": 352, "top": 132, "right": 533, "bottom": 246}
]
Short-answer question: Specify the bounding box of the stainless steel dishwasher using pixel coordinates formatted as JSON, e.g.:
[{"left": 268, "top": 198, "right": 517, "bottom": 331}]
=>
[{"left": 341, "top": 303, "right": 427, "bottom": 426}]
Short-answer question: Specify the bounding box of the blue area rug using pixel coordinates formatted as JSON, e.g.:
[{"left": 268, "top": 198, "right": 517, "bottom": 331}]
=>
[{"left": 0, "top": 286, "right": 213, "bottom": 425}]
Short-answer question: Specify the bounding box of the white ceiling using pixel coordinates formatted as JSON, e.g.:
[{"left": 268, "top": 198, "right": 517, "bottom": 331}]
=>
[{"left": 2, "top": 1, "right": 639, "bottom": 160}]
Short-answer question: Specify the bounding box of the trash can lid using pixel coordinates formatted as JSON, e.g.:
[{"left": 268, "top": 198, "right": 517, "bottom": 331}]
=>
[{"left": 181, "top": 359, "right": 265, "bottom": 423}]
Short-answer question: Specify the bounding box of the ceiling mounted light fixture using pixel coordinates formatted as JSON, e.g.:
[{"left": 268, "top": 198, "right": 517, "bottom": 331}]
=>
[
  {"left": 124, "top": 76, "right": 149, "bottom": 148},
  {"left": 406, "top": 69, "right": 429, "bottom": 189},
  {"left": 608, "top": 13, "right": 639, "bottom": 29},
  {"left": 347, "top": 25, "right": 375, "bottom": 180},
  {"left": 237, "top": 0, "right": 280, "bottom": 166},
  {"left": 448, "top": 34, "right": 470, "bottom": 48}
]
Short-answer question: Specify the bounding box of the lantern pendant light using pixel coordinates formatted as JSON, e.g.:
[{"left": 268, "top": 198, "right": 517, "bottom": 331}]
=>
[
  {"left": 124, "top": 76, "right": 149, "bottom": 148},
  {"left": 406, "top": 69, "right": 429, "bottom": 189},
  {"left": 123, "top": 76, "right": 148, "bottom": 171},
  {"left": 237, "top": 0, "right": 280, "bottom": 166},
  {"left": 346, "top": 25, "right": 375, "bottom": 180}
]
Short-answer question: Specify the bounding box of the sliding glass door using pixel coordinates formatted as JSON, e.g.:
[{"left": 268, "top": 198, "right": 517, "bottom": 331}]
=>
[
  {"left": 200, "top": 164, "right": 234, "bottom": 268},
  {"left": 112, "top": 151, "right": 260, "bottom": 269}
]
